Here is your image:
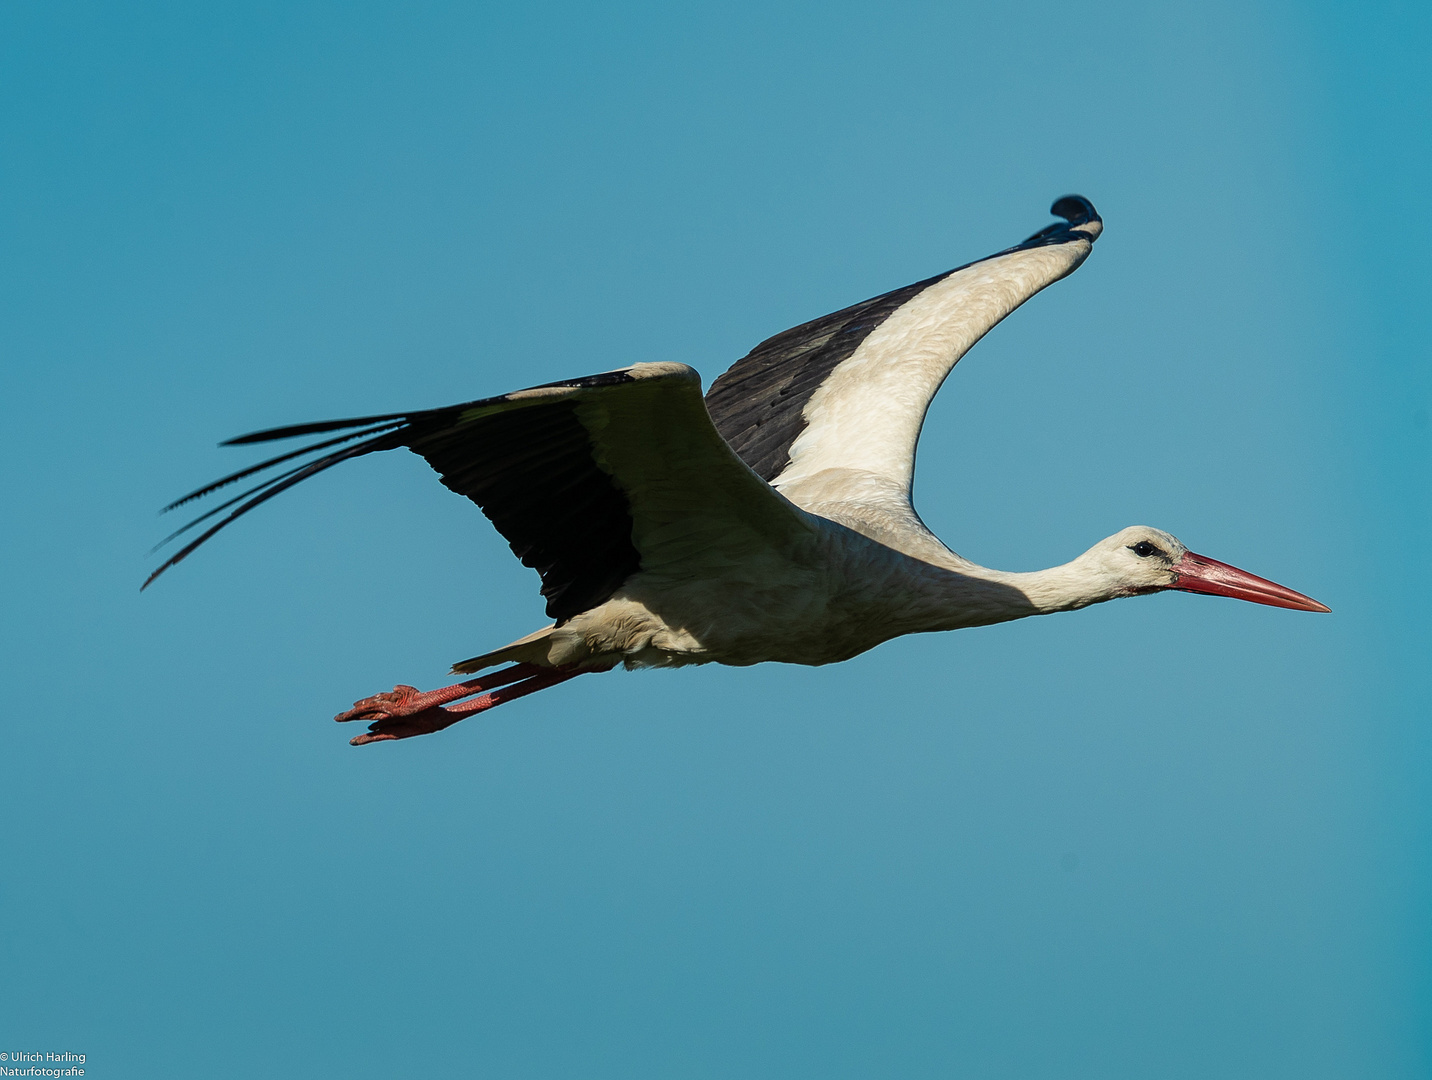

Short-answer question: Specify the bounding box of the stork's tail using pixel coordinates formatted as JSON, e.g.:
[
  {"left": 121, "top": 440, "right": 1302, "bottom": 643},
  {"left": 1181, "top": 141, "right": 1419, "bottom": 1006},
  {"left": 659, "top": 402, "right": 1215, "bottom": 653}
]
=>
[{"left": 450, "top": 624, "right": 560, "bottom": 675}]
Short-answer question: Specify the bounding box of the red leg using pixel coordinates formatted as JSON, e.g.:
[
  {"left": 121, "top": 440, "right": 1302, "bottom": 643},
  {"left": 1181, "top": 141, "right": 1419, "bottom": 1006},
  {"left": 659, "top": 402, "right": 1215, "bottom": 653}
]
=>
[
  {"left": 334, "top": 664, "right": 545, "bottom": 724},
  {"left": 340, "top": 664, "right": 586, "bottom": 746}
]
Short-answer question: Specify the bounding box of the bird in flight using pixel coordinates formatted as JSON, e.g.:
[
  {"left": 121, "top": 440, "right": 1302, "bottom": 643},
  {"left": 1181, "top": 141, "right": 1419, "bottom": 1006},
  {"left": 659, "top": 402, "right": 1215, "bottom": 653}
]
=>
[{"left": 148, "top": 195, "right": 1328, "bottom": 745}]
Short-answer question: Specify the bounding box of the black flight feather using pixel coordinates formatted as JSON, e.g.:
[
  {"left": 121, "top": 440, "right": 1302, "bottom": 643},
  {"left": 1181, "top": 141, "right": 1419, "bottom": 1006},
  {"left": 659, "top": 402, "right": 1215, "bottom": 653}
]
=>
[{"left": 148, "top": 382, "right": 644, "bottom": 621}]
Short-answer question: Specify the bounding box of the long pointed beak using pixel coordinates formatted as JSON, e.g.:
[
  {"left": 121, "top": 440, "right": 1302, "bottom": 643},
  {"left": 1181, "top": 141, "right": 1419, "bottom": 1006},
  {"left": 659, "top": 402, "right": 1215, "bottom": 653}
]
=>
[{"left": 1170, "top": 552, "right": 1330, "bottom": 613}]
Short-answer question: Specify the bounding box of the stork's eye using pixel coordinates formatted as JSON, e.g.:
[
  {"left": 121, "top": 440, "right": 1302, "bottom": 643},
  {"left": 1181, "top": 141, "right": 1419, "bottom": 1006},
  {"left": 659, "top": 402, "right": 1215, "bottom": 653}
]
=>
[{"left": 1130, "top": 540, "right": 1159, "bottom": 558}]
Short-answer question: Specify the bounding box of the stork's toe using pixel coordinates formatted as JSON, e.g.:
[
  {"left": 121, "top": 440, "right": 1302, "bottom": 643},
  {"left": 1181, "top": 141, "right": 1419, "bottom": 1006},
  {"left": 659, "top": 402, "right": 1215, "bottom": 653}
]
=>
[
  {"left": 348, "top": 705, "right": 462, "bottom": 745},
  {"left": 334, "top": 685, "right": 422, "bottom": 723}
]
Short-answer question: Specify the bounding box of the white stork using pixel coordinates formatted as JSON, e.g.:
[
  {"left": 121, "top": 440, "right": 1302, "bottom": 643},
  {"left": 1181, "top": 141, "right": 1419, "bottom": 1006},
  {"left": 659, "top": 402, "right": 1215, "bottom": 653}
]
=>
[{"left": 148, "top": 195, "right": 1328, "bottom": 745}]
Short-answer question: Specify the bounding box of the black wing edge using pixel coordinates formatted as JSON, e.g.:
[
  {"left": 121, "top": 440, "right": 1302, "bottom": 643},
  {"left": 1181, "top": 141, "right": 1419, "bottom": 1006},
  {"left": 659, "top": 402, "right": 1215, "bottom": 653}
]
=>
[
  {"left": 143, "top": 419, "right": 415, "bottom": 590},
  {"left": 1017, "top": 194, "right": 1101, "bottom": 248},
  {"left": 705, "top": 195, "right": 1101, "bottom": 481},
  {"left": 143, "top": 371, "right": 642, "bottom": 615}
]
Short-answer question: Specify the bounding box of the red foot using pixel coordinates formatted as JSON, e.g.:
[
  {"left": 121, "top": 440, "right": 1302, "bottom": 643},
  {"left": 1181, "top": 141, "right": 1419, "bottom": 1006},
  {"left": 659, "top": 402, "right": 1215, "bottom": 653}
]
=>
[
  {"left": 335, "top": 665, "right": 542, "bottom": 722},
  {"left": 335, "top": 664, "right": 582, "bottom": 746}
]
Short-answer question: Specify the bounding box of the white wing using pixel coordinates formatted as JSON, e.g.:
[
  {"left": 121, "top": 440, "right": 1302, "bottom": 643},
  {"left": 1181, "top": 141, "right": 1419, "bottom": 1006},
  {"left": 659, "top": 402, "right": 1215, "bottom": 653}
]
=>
[{"left": 705, "top": 196, "right": 1102, "bottom": 511}]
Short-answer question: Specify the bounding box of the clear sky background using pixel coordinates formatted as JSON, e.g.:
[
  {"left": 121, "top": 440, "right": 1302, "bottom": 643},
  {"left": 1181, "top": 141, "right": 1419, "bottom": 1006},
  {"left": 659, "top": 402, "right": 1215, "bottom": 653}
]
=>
[{"left": 2, "top": 2, "right": 1427, "bottom": 1077}]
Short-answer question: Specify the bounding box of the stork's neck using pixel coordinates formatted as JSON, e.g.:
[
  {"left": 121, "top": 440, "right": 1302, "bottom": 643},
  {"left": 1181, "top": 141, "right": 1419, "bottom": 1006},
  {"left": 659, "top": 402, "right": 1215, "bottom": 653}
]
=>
[
  {"left": 902, "top": 549, "right": 1121, "bottom": 633},
  {"left": 984, "top": 559, "right": 1122, "bottom": 616},
  {"left": 799, "top": 488, "right": 1125, "bottom": 633}
]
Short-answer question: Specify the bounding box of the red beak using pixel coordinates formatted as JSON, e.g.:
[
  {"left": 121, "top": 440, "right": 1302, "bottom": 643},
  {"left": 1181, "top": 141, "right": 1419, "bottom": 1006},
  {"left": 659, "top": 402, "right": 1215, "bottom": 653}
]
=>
[{"left": 1170, "top": 552, "right": 1330, "bottom": 613}]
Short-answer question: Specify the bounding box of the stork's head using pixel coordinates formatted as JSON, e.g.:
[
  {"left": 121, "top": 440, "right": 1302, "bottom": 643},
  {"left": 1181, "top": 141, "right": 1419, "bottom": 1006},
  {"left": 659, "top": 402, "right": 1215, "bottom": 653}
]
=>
[{"left": 1086, "top": 526, "right": 1330, "bottom": 612}]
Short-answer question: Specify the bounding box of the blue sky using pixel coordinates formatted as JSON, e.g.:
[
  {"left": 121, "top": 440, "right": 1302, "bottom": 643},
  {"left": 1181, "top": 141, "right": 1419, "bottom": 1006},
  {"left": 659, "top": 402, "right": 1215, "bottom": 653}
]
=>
[{"left": 2, "top": 2, "right": 1428, "bottom": 1077}]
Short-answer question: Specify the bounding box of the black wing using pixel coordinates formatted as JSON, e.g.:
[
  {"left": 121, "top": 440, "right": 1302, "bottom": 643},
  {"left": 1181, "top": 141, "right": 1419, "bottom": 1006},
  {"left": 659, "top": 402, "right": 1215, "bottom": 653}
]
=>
[{"left": 148, "top": 363, "right": 811, "bottom": 623}]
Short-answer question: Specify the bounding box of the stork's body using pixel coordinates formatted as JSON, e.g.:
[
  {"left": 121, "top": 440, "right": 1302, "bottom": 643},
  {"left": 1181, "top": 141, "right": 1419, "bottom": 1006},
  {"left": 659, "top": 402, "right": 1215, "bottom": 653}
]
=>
[
  {"left": 510, "top": 516, "right": 1009, "bottom": 672},
  {"left": 484, "top": 499, "right": 1125, "bottom": 673},
  {"left": 149, "top": 196, "right": 1327, "bottom": 743}
]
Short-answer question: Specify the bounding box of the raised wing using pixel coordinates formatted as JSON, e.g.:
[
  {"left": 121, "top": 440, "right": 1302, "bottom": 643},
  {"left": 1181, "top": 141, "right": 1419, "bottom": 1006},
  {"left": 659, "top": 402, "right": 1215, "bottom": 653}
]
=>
[
  {"left": 147, "top": 363, "right": 815, "bottom": 622},
  {"left": 705, "top": 196, "right": 1102, "bottom": 501}
]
